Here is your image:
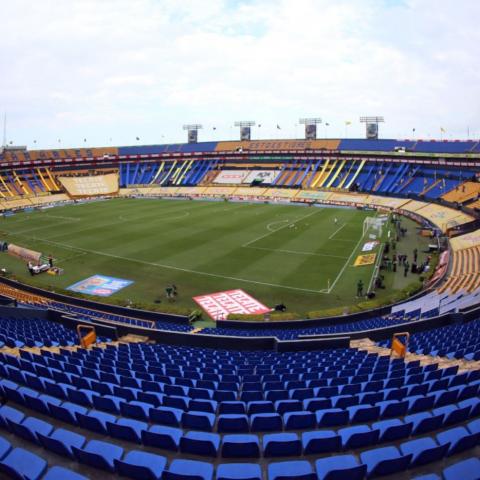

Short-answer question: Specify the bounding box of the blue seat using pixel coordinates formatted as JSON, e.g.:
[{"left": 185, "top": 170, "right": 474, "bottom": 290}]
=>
[
  {"left": 107, "top": 418, "right": 147, "bottom": 443},
  {"left": 348, "top": 404, "right": 380, "bottom": 423},
  {"left": 164, "top": 459, "right": 214, "bottom": 480},
  {"left": 283, "top": 411, "right": 315, "bottom": 430},
  {"left": 141, "top": 425, "right": 182, "bottom": 451},
  {"left": 0, "top": 435, "right": 11, "bottom": 460},
  {"left": 459, "top": 397, "right": 480, "bottom": 417},
  {"left": 11, "top": 416, "right": 53, "bottom": 444},
  {"left": 268, "top": 460, "right": 316, "bottom": 480},
  {"left": 93, "top": 394, "right": 121, "bottom": 413},
  {"left": 433, "top": 404, "right": 470, "bottom": 426},
  {"left": 303, "top": 398, "right": 332, "bottom": 411},
  {"left": 150, "top": 406, "right": 183, "bottom": 426},
  {"left": 315, "top": 454, "right": 367, "bottom": 480},
  {"left": 467, "top": 418, "right": 480, "bottom": 436},
  {"left": 114, "top": 449, "right": 167, "bottom": 480},
  {"left": 218, "top": 414, "right": 250, "bottom": 433},
  {"left": 72, "top": 439, "right": 124, "bottom": 472},
  {"left": 0, "top": 404, "right": 25, "bottom": 431},
  {"left": 373, "top": 419, "right": 412, "bottom": 442},
  {"left": 0, "top": 447, "right": 48, "bottom": 480},
  {"left": 301, "top": 430, "right": 341, "bottom": 454},
  {"left": 38, "top": 428, "right": 86, "bottom": 459},
  {"left": 275, "top": 399, "right": 302, "bottom": 415},
  {"left": 376, "top": 400, "right": 408, "bottom": 418},
  {"left": 42, "top": 466, "right": 89, "bottom": 480},
  {"left": 436, "top": 426, "right": 478, "bottom": 456},
  {"left": 339, "top": 425, "right": 379, "bottom": 449},
  {"left": 76, "top": 410, "right": 116, "bottom": 434},
  {"left": 360, "top": 446, "right": 412, "bottom": 477},
  {"left": 182, "top": 411, "right": 215, "bottom": 431},
  {"left": 221, "top": 434, "right": 260, "bottom": 458},
  {"left": 180, "top": 431, "right": 220, "bottom": 457},
  {"left": 263, "top": 432, "right": 302, "bottom": 457},
  {"left": 316, "top": 408, "right": 349, "bottom": 427},
  {"left": 217, "top": 463, "right": 262, "bottom": 480},
  {"left": 248, "top": 401, "right": 275, "bottom": 414},
  {"left": 219, "top": 402, "right": 247, "bottom": 415},
  {"left": 405, "top": 411, "right": 444, "bottom": 435},
  {"left": 190, "top": 399, "right": 217, "bottom": 414},
  {"left": 50, "top": 402, "right": 88, "bottom": 425},
  {"left": 443, "top": 457, "right": 480, "bottom": 480},
  {"left": 400, "top": 437, "right": 449, "bottom": 467},
  {"left": 28, "top": 394, "right": 62, "bottom": 416},
  {"left": 120, "top": 400, "right": 152, "bottom": 420},
  {"left": 250, "top": 413, "right": 282, "bottom": 432}
]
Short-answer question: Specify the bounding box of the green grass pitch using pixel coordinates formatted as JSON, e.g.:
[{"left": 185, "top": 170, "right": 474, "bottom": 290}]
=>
[{"left": 0, "top": 198, "right": 431, "bottom": 316}]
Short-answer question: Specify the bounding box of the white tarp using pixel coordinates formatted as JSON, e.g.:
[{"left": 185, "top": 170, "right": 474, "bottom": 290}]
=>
[{"left": 243, "top": 170, "right": 280, "bottom": 184}]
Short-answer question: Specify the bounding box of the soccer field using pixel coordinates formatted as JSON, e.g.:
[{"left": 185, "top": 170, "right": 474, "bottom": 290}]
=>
[{"left": 0, "top": 198, "right": 428, "bottom": 316}]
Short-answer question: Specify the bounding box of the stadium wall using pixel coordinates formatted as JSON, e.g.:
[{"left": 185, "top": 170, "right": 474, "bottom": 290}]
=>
[{"left": 0, "top": 277, "right": 190, "bottom": 325}]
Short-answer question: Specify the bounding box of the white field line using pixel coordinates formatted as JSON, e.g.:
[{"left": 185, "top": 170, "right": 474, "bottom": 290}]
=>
[
  {"left": 118, "top": 211, "right": 190, "bottom": 222},
  {"left": 242, "top": 208, "right": 320, "bottom": 247},
  {"left": 266, "top": 219, "right": 290, "bottom": 232},
  {"left": 11, "top": 233, "right": 326, "bottom": 294},
  {"left": 327, "top": 212, "right": 379, "bottom": 293},
  {"left": 328, "top": 222, "right": 346, "bottom": 240},
  {"left": 43, "top": 214, "right": 80, "bottom": 222},
  {"left": 15, "top": 221, "right": 85, "bottom": 235},
  {"left": 326, "top": 230, "right": 366, "bottom": 293},
  {"left": 246, "top": 245, "right": 348, "bottom": 260},
  {"left": 55, "top": 251, "right": 88, "bottom": 265}
]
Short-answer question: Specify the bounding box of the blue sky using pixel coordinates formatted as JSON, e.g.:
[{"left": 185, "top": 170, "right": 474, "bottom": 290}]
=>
[{"left": 1, "top": 0, "right": 479, "bottom": 149}]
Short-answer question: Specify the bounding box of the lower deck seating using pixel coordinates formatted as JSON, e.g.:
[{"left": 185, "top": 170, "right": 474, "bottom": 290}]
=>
[
  {"left": 0, "top": 342, "right": 479, "bottom": 479},
  {"left": 378, "top": 318, "right": 480, "bottom": 360},
  {"left": 0, "top": 314, "right": 100, "bottom": 349},
  {"left": 202, "top": 317, "right": 408, "bottom": 340}
]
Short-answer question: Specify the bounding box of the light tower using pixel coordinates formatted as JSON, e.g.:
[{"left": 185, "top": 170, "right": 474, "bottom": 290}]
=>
[
  {"left": 234, "top": 121, "right": 255, "bottom": 141},
  {"left": 299, "top": 118, "right": 322, "bottom": 140},
  {"left": 183, "top": 124, "right": 203, "bottom": 143},
  {"left": 360, "top": 116, "right": 384, "bottom": 139}
]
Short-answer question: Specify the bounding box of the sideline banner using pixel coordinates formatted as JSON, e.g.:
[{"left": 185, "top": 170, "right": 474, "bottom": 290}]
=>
[
  {"left": 354, "top": 253, "right": 376, "bottom": 267},
  {"left": 68, "top": 274, "right": 133, "bottom": 297},
  {"left": 193, "top": 289, "right": 271, "bottom": 320}
]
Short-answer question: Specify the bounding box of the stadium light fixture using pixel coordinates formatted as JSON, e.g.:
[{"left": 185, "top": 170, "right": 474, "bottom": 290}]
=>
[
  {"left": 234, "top": 121, "right": 255, "bottom": 141},
  {"left": 299, "top": 118, "right": 322, "bottom": 140},
  {"left": 360, "top": 116, "right": 385, "bottom": 139},
  {"left": 183, "top": 124, "right": 203, "bottom": 143}
]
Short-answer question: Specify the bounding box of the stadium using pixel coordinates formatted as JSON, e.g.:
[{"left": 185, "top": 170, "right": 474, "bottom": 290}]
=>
[
  {"left": 0, "top": 130, "right": 479, "bottom": 480},
  {"left": 0, "top": 1, "right": 480, "bottom": 479}
]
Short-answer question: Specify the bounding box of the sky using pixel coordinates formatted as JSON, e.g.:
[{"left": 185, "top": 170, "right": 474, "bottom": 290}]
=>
[{"left": 1, "top": 0, "right": 479, "bottom": 149}]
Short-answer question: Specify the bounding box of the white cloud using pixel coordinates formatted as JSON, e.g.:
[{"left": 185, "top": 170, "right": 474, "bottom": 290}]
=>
[{"left": 0, "top": 0, "right": 479, "bottom": 147}]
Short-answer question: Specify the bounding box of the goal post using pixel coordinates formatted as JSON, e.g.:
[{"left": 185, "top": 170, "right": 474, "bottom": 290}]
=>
[{"left": 362, "top": 215, "right": 389, "bottom": 239}]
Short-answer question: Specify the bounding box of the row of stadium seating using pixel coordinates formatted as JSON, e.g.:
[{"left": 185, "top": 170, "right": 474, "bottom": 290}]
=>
[
  {"left": 118, "top": 160, "right": 475, "bottom": 199},
  {"left": 0, "top": 167, "right": 59, "bottom": 198},
  {"left": 201, "top": 316, "right": 411, "bottom": 340},
  {"left": 0, "top": 314, "right": 99, "bottom": 349},
  {"left": 379, "top": 318, "right": 480, "bottom": 361},
  {"left": 3, "top": 139, "right": 480, "bottom": 164},
  {"left": 0, "top": 342, "right": 479, "bottom": 479}
]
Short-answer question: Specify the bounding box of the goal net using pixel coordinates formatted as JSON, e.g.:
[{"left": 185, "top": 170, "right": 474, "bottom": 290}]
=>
[{"left": 363, "top": 215, "right": 388, "bottom": 239}]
